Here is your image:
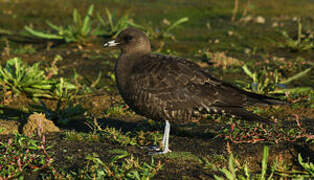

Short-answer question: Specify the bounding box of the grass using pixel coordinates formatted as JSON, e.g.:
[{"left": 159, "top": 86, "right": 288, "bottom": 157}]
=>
[
  {"left": 83, "top": 151, "right": 163, "bottom": 179},
  {"left": 0, "top": 133, "right": 53, "bottom": 179},
  {"left": 24, "top": 4, "right": 97, "bottom": 45},
  {"left": 239, "top": 64, "right": 312, "bottom": 95},
  {"left": 279, "top": 18, "right": 314, "bottom": 52},
  {"left": 96, "top": 8, "right": 141, "bottom": 38},
  {"left": 210, "top": 146, "right": 314, "bottom": 179}
]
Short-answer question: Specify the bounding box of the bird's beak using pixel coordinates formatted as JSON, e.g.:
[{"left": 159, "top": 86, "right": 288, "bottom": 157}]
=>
[{"left": 104, "top": 40, "right": 120, "bottom": 47}]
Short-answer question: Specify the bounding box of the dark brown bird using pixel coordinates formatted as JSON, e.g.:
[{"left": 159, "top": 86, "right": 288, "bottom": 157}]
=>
[{"left": 104, "top": 28, "right": 285, "bottom": 154}]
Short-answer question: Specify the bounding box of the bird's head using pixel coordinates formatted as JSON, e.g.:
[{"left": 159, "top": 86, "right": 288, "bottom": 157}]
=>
[{"left": 104, "top": 28, "right": 151, "bottom": 55}]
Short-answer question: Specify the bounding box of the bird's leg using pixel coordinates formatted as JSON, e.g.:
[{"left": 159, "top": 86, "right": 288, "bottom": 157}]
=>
[
  {"left": 161, "top": 120, "right": 171, "bottom": 153},
  {"left": 148, "top": 120, "right": 172, "bottom": 155}
]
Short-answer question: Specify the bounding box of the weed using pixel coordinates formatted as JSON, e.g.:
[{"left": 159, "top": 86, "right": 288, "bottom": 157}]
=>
[
  {"left": 136, "top": 130, "right": 162, "bottom": 146},
  {"left": 89, "top": 118, "right": 161, "bottom": 146},
  {"left": 10, "top": 45, "right": 36, "bottom": 55},
  {"left": 207, "top": 146, "right": 314, "bottom": 179},
  {"left": 64, "top": 130, "right": 100, "bottom": 142},
  {"left": 96, "top": 8, "right": 141, "bottom": 38},
  {"left": 0, "top": 57, "right": 76, "bottom": 100},
  {"left": 274, "top": 154, "right": 314, "bottom": 178},
  {"left": 239, "top": 64, "right": 311, "bottom": 94},
  {"left": 0, "top": 133, "right": 53, "bottom": 179},
  {"left": 104, "top": 104, "right": 126, "bottom": 117},
  {"left": 100, "top": 126, "right": 137, "bottom": 146},
  {"left": 54, "top": 77, "right": 78, "bottom": 101},
  {"left": 25, "top": 4, "right": 96, "bottom": 44},
  {"left": 210, "top": 147, "right": 274, "bottom": 179},
  {"left": 279, "top": 18, "right": 314, "bottom": 52},
  {"left": 0, "top": 57, "right": 57, "bottom": 99},
  {"left": 147, "top": 17, "right": 189, "bottom": 40},
  {"left": 84, "top": 151, "right": 163, "bottom": 179},
  {"left": 297, "top": 154, "right": 314, "bottom": 177}
]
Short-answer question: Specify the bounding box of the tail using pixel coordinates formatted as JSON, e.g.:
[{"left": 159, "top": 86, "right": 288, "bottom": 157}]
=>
[{"left": 224, "top": 107, "right": 272, "bottom": 124}]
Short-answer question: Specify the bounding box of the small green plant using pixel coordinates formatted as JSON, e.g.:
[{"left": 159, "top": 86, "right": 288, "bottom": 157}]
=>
[
  {"left": 146, "top": 17, "right": 189, "bottom": 40},
  {"left": 25, "top": 4, "right": 96, "bottom": 44},
  {"left": 212, "top": 146, "right": 275, "bottom": 180},
  {"left": 0, "top": 57, "right": 57, "bottom": 98},
  {"left": 298, "top": 154, "right": 314, "bottom": 177},
  {"left": 239, "top": 64, "right": 311, "bottom": 94},
  {"left": 208, "top": 146, "right": 314, "bottom": 179},
  {"left": 96, "top": 8, "right": 141, "bottom": 38},
  {"left": 104, "top": 104, "right": 127, "bottom": 117},
  {"left": 84, "top": 151, "right": 163, "bottom": 179},
  {"left": 279, "top": 18, "right": 314, "bottom": 51},
  {"left": 100, "top": 126, "right": 138, "bottom": 146},
  {"left": 140, "top": 17, "right": 189, "bottom": 51},
  {"left": 54, "top": 77, "right": 78, "bottom": 100}
]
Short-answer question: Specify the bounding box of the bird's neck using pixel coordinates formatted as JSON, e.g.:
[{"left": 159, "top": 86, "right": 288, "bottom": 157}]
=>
[{"left": 114, "top": 52, "right": 147, "bottom": 91}]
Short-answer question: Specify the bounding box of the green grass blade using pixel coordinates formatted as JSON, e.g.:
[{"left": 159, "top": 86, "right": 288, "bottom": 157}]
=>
[
  {"left": 280, "top": 68, "right": 311, "bottom": 84},
  {"left": 46, "top": 21, "right": 62, "bottom": 32},
  {"left": 242, "top": 65, "right": 255, "bottom": 80},
  {"left": 269, "top": 87, "right": 312, "bottom": 94},
  {"left": 97, "top": 12, "right": 106, "bottom": 26},
  {"left": 261, "top": 146, "right": 269, "bottom": 180},
  {"left": 0, "top": 28, "right": 12, "bottom": 35},
  {"left": 228, "top": 154, "right": 236, "bottom": 179},
  {"left": 105, "top": 8, "right": 114, "bottom": 30},
  {"left": 166, "top": 17, "right": 189, "bottom": 32},
  {"left": 82, "top": 4, "right": 94, "bottom": 36},
  {"left": 24, "top": 26, "right": 63, "bottom": 39},
  {"left": 73, "top": 9, "right": 81, "bottom": 26},
  {"left": 221, "top": 168, "right": 235, "bottom": 180}
]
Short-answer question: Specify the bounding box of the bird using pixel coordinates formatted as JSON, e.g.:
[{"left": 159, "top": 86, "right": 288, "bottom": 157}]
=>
[{"left": 104, "top": 28, "right": 285, "bottom": 154}]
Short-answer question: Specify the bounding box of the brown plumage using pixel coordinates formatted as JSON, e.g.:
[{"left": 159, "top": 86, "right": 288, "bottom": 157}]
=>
[{"left": 104, "top": 28, "right": 285, "bottom": 154}]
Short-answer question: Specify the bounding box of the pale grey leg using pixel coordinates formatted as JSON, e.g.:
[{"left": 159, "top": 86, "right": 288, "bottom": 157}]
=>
[
  {"left": 148, "top": 120, "right": 172, "bottom": 155},
  {"left": 161, "top": 120, "right": 171, "bottom": 153}
]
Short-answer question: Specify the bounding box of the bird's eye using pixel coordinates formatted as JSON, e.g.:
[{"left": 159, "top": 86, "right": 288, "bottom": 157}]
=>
[{"left": 124, "top": 36, "right": 133, "bottom": 42}]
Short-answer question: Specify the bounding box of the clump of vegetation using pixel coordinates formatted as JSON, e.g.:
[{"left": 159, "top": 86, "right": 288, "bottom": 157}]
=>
[
  {"left": 0, "top": 133, "right": 53, "bottom": 179},
  {"left": 0, "top": 57, "right": 57, "bottom": 98},
  {"left": 23, "top": 4, "right": 188, "bottom": 48},
  {"left": 207, "top": 146, "right": 314, "bottom": 179},
  {"left": 52, "top": 150, "right": 162, "bottom": 179},
  {"left": 279, "top": 18, "right": 314, "bottom": 52},
  {"left": 25, "top": 4, "right": 97, "bottom": 44},
  {"left": 212, "top": 146, "right": 274, "bottom": 179},
  {"left": 96, "top": 8, "right": 141, "bottom": 38},
  {"left": 145, "top": 17, "right": 189, "bottom": 40},
  {"left": 239, "top": 64, "right": 311, "bottom": 94},
  {"left": 84, "top": 151, "right": 162, "bottom": 179},
  {"left": 0, "top": 57, "right": 76, "bottom": 100},
  {"left": 84, "top": 118, "right": 162, "bottom": 147}
]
